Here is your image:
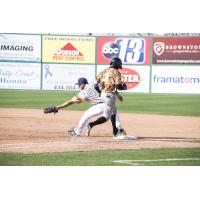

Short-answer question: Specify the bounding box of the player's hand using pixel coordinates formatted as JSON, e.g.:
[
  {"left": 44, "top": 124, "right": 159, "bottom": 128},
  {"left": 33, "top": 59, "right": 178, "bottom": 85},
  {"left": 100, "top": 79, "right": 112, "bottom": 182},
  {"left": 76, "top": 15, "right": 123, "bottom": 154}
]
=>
[
  {"left": 71, "top": 96, "right": 82, "bottom": 104},
  {"left": 116, "top": 93, "right": 123, "bottom": 102}
]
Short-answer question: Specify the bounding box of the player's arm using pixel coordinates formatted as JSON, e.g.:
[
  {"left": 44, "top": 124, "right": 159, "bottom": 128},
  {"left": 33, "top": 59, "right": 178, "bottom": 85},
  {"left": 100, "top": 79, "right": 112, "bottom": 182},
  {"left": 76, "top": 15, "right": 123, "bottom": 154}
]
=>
[
  {"left": 56, "top": 94, "right": 85, "bottom": 110},
  {"left": 116, "top": 91, "right": 123, "bottom": 102},
  {"left": 116, "top": 83, "right": 127, "bottom": 90},
  {"left": 95, "top": 69, "right": 107, "bottom": 93},
  {"left": 94, "top": 82, "right": 102, "bottom": 94},
  {"left": 115, "top": 72, "right": 127, "bottom": 90},
  {"left": 56, "top": 99, "right": 75, "bottom": 110},
  {"left": 44, "top": 95, "right": 84, "bottom": 114}
]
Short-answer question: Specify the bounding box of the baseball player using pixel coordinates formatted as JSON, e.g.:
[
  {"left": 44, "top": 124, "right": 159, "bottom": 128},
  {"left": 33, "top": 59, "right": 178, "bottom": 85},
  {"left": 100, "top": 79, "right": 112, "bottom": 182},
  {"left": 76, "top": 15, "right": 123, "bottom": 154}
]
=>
[
  {"left": 85, "top": 57, "right": 132, "bottom": 140},
  {"left": 44, "top": 77, "right": 128, "bottom": 138}
]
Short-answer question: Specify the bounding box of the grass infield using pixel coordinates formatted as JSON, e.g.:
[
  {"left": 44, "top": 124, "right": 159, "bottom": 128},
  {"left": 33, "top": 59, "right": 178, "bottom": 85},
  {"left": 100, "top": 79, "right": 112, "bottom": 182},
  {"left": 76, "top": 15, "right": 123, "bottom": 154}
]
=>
[
  {"left": 0, "top": 148, "right": 200, "bottom": 166},
  {"left": 0, "top": 89, "right": 200, "bottom": 116},
  {"left": 0, "top": 90, "right": 200, "bottom": 166}
]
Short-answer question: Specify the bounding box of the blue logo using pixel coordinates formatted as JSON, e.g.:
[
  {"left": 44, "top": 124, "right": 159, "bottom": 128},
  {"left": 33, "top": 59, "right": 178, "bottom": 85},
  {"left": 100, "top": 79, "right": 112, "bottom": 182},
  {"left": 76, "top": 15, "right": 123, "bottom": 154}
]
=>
[
  {"left": 153, "top": 75, "right": 200, "bottom": 84},
  {"left": 102, "top": 38, "right": 145, "bottom": 64},
  {"left": 102, "top": 42, "right": 119, "bottom": 59}
]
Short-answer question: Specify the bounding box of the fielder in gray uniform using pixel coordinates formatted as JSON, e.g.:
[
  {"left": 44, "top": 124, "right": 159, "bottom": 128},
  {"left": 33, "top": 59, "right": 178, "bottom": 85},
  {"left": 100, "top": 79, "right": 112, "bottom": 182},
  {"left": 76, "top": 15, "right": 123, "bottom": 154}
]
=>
[{"left": 45, "top": 77, "right": 128, "bottom": 139}]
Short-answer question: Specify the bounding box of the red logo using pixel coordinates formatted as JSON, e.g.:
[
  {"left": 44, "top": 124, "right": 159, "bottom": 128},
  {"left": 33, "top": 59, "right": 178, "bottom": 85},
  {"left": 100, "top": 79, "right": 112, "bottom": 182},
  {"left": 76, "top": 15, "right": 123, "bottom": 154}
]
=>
[
  {"left": 119, "top": 68, "right": 140, "bottom": 89},
  {"left": 53, "top": 43, "right": 84, "bottom": 62},
  {"left": 97, "top": 37, "right": 150, "bottom": 65},
  {"left": 153, "top": 37, "right": 200, "bottom": 64},
  {"left": 55, "top": 43, "right": 83, "bottom": 56}
]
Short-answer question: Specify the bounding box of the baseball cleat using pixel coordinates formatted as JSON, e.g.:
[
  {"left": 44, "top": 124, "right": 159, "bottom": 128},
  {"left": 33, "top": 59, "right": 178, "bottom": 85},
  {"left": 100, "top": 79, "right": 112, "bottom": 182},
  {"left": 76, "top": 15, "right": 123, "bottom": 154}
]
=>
[
  {"left": 85, "top": 123, "right": 91, "bottom": 137},
  {"left": 119, "top": 128, "right": 127, "bottom": 135},
  {"left": 68, "top": 128, "right": 80, "bottom": 136}
]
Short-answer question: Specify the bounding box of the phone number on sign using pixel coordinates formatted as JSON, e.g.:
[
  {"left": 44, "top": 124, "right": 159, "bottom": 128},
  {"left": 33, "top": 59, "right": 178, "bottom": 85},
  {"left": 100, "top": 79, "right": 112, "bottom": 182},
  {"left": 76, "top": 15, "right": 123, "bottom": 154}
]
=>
[{"left": 53, "top": 85, "right": 79, "bottom": 90}]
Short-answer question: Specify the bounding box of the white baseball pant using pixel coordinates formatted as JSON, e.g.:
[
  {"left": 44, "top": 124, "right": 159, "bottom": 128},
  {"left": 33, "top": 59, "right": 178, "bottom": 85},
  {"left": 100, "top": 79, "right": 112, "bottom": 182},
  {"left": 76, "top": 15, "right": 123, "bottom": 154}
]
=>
[{"left": 73, "top": 103, "right": 121, "bottom": 135}]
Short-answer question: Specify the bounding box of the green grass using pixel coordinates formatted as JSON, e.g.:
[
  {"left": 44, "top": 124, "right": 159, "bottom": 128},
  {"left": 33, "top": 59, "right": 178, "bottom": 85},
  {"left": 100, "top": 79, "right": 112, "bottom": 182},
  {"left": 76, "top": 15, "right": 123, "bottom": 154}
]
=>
[
  {"left": 0, "top": 90, "right": 90, "bottom": 110},
  {"left": 1, "top": 90, "right": 200, "bottom": 166},
  {"left": 117, "top": 93, "right": 200, "bottom": 116},
  {"left": 0, "top": 148, "right": 200, "bottom": 166},
  {"left": 0, "top": 90, "right": 200, "bottom": 116}
]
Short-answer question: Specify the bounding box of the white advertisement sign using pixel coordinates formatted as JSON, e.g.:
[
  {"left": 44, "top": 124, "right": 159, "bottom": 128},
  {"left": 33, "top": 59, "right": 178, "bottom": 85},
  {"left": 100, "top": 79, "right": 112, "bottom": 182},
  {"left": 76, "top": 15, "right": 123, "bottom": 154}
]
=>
[
  {"left": 151, "top": 66, "right": 200, "bottom": 94},
  {"left": 42, "top": 64, "right": 95, "bottom": 90},
  {"left": 97, "top": 65, "right": 150, "bottom": 93},
  {"left": 0, "top": 62, "right": 41, "bottom": 89},
  {"left": 0, "top": 34, "right": 41, "bottom": 62}
]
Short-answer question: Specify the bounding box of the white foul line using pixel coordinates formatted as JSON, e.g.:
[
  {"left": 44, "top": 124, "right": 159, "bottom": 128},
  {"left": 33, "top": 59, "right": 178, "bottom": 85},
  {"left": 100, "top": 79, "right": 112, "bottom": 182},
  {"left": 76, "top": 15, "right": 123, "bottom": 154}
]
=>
[
  {"left": 0, "top": 141, "right": 92, "bottom": 149},
  {"left": 112, "top": 158, "right": 200, "bottom": 165}
]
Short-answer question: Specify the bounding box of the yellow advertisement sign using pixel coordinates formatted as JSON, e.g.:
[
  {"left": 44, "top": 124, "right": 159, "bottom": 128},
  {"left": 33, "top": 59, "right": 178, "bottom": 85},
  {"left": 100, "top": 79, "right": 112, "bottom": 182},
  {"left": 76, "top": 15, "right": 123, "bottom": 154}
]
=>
[{"left": 42, "top": 35, "right": 96, "bottom": 64}]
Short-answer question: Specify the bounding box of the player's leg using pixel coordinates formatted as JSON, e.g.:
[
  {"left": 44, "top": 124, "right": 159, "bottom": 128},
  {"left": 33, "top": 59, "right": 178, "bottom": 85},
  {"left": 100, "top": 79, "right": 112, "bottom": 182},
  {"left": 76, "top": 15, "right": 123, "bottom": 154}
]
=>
[
  {"left": 86, "top": 103, "right": 111, "bottom": 136},
  {"left": 115, "top": 110, "right": 127, "bottom": 135},
  {"left": 89, "top": 93, "right": 116, "bottom": 125},
  {"left": 115, "top": 110, "right": 121, "bottom": 129},
  {"left": 86, "top": 92, "right": 117, "bottom": 136},
  {"left": 78, "top": 104, "right": 104, "bottom": 132},
  {"left": 88, "top": 104, "right": 110, "bottom": 128},
  {"left": 69, "top": 104, "right": 103, "bottom": 136},
  {"left": 110, "top": 106, "right": 118, "bottom": 135},
  {"left": 112, "top": 109, "right": 138, "bottom": 140},
  {"left": 101, "top": 92, "right": 116, "bottom": 107}
]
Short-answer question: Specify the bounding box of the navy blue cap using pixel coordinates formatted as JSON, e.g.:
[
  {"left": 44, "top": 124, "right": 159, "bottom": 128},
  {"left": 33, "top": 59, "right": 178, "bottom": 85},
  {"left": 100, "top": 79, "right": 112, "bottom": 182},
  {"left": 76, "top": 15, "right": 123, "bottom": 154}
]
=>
[{"left": 76, "top": 77, "right": 88, "bottom": 85}]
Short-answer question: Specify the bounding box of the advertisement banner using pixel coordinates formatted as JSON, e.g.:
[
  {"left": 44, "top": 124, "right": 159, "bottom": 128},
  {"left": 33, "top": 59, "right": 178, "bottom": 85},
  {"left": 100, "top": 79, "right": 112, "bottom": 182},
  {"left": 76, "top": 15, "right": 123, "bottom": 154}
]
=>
[
  {"left": 153, "top": 37, "right": 200, "bottom": 64},
  {"left": 42, "top": 35, "right": 96, "bottom": 64},
  {"left": 0, "top": 62, "right": 41, "bottom": 89},
  {"left": 97, "top": 65, "right": 150, "bottom": 93},
  {"left": 97, "top": 37, "right": 150, "bottom": 65},
  {"left": 0, "top": 34, "right": 41, "bottom": 62},
  {"left": 151, "top": 65, "right": 200, "bottom": 94},
  {"left": 42, "top": 64, "right": 95, "bottom": 90}
]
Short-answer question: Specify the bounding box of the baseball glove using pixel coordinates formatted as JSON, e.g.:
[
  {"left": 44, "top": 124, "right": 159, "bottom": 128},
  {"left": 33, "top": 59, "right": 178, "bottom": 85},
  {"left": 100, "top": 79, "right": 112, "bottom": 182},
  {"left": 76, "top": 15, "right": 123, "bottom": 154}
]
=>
[{"left": 44, "top": 106, "right": 58, "bottom": 114}]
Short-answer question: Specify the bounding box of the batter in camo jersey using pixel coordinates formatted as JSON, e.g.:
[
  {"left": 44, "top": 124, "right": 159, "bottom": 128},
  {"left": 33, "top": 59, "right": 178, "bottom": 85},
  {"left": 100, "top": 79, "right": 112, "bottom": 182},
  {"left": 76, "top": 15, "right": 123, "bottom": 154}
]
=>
[{"left": 85, "top": 57, "right": 133, "bottom": 140}]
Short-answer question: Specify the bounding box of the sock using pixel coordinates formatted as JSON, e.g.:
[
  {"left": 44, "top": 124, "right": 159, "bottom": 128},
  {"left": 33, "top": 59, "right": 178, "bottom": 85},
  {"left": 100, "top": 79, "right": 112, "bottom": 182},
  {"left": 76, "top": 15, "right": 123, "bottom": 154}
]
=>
[
  {"left": 111, "top": 114, "right": 118, "bottom": 135},
  {"left": 89, "top": 117, "right": 106, "bottom": 128}
]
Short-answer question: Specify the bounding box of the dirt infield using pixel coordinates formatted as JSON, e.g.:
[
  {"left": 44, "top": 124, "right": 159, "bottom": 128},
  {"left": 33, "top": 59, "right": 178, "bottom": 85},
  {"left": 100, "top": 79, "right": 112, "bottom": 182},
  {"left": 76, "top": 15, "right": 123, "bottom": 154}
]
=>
[{"left": 0, "top": 108, "right": 200, "bottom": 153}]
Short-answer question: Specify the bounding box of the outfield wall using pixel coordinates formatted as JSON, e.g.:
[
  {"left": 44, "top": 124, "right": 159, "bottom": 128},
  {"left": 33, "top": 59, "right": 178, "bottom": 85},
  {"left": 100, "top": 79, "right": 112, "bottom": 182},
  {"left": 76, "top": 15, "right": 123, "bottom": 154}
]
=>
[{"left": 0, "top": 33, "right": 200, "bottom": 94}]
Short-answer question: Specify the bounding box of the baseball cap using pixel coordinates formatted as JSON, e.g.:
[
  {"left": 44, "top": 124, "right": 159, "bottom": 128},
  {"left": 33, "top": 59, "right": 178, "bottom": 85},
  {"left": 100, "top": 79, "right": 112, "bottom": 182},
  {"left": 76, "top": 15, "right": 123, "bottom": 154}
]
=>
[{"left": 76, "top": 77, "right": 88, "bottom": 85}]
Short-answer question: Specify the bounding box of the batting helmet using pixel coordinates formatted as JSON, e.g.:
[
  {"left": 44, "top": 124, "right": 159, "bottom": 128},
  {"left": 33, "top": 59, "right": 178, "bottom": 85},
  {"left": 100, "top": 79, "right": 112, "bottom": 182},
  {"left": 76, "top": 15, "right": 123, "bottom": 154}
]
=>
[{"left": 110, "top": 57, "right": 122, "bottom": 69}]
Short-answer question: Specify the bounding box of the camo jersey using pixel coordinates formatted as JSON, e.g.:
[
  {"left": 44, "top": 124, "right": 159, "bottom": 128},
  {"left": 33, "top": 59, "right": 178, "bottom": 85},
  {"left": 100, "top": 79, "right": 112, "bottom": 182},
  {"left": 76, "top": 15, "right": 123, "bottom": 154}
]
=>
[{"left": 96, "top": 67, "right": 122, "bottom": 93}]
